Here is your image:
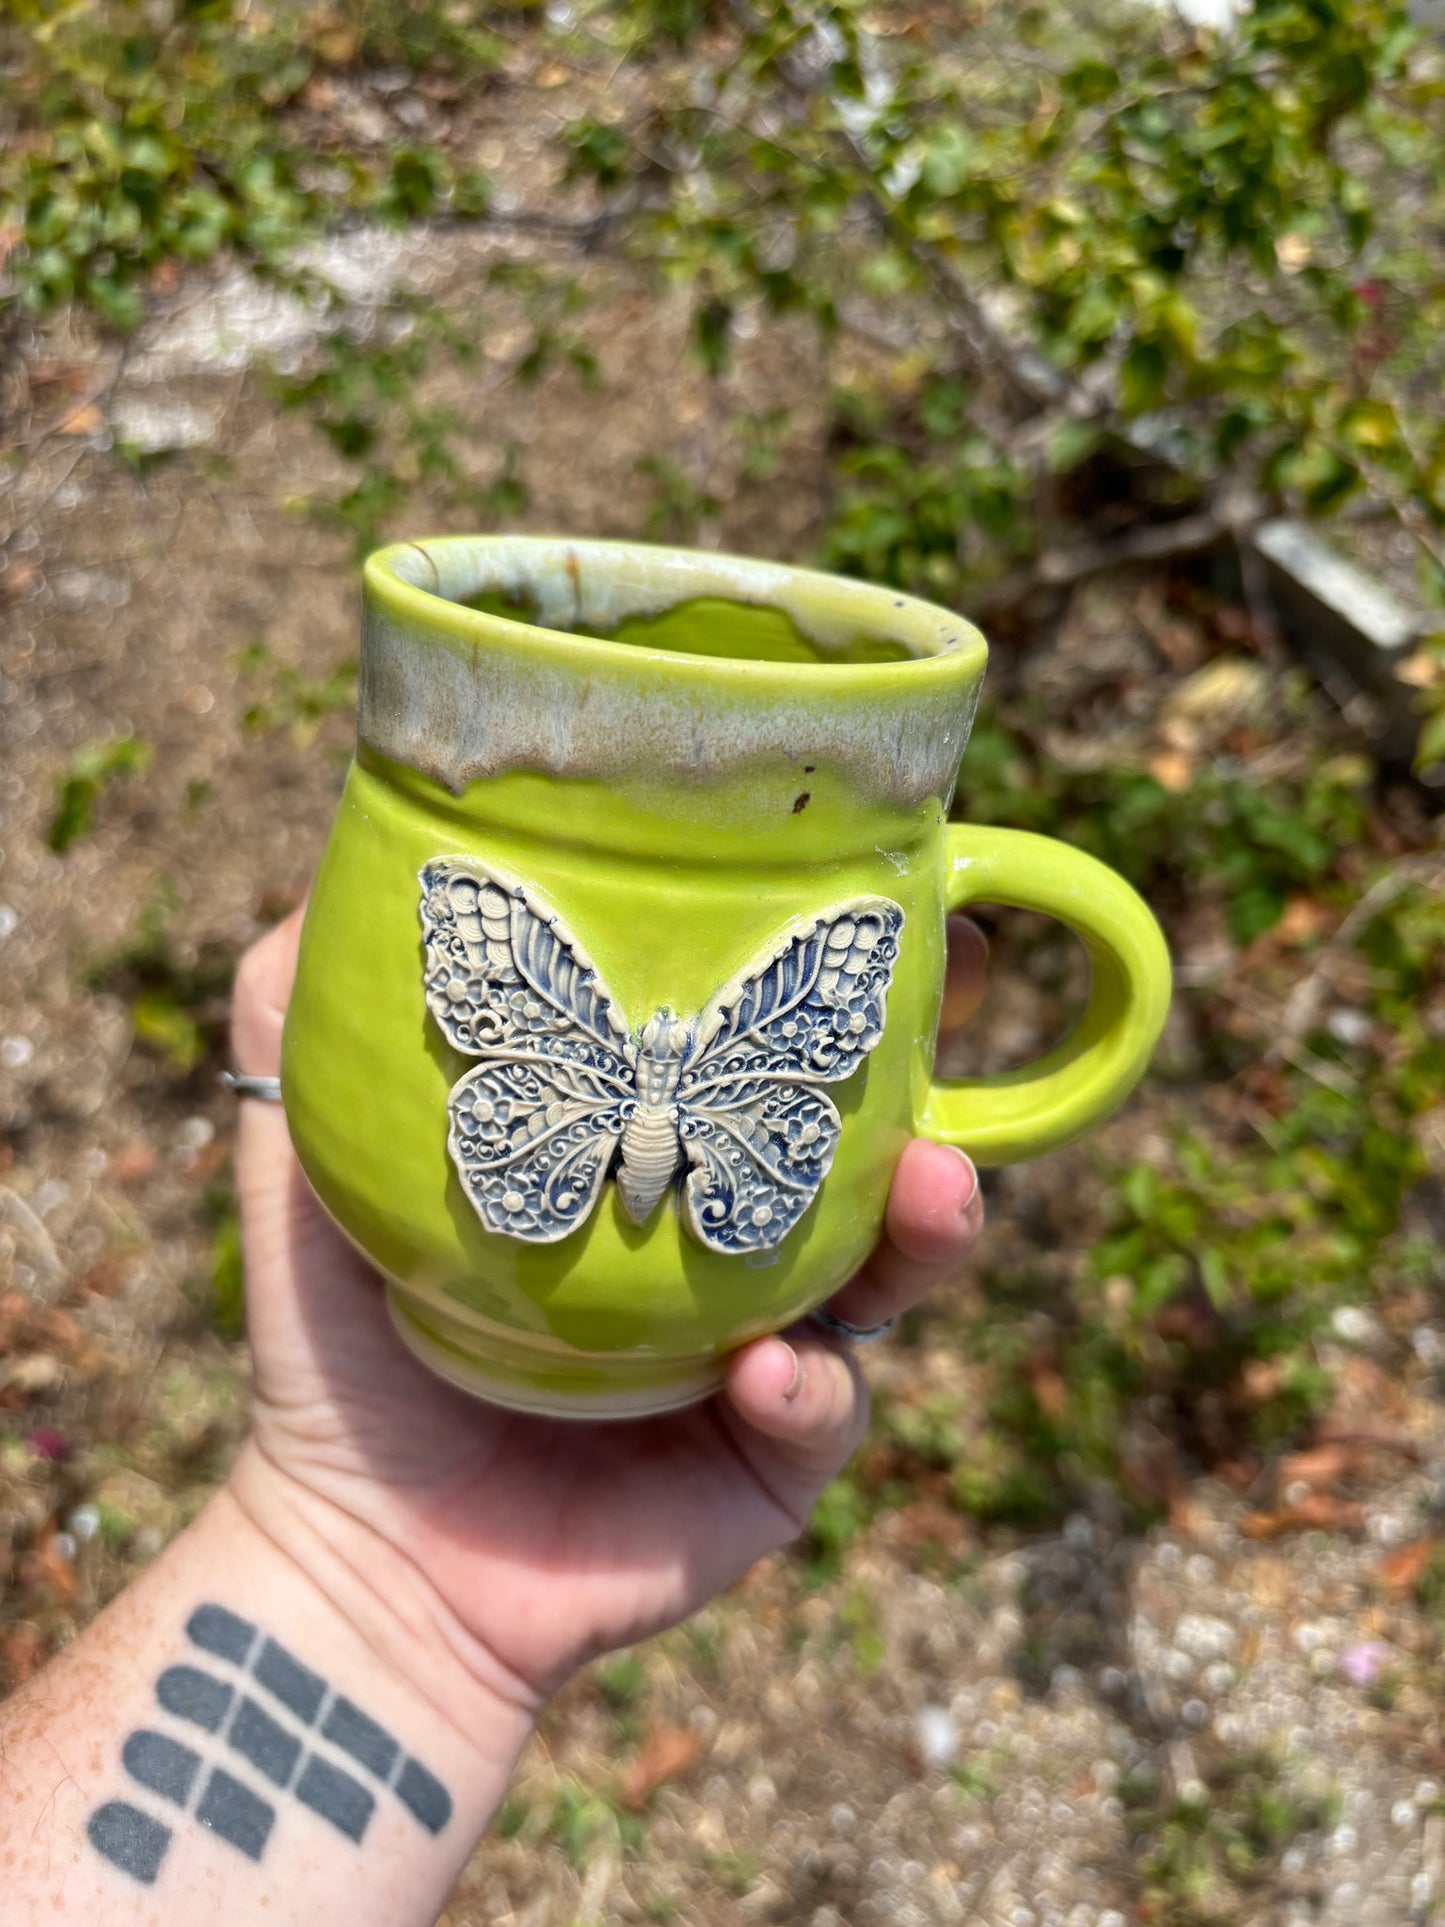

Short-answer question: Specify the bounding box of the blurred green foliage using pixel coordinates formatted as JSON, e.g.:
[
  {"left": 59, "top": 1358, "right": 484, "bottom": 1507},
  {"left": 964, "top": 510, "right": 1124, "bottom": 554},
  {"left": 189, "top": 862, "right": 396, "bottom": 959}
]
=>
[
  {"left": 1122, "top": 1752, "right": 1338, "bottom": 1923},
  {"left": 47, "top": 734, "right": 152, "bottom": 852},
  {"left": 0, "top": 0, "right": 492, "bottom": 327}
]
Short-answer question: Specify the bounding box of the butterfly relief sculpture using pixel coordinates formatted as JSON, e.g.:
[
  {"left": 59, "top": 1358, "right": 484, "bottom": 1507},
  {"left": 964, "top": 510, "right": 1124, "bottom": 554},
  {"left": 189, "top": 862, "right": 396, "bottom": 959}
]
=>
[{"left": 418, "top": 859, "right": 904, "bottom": 1254}]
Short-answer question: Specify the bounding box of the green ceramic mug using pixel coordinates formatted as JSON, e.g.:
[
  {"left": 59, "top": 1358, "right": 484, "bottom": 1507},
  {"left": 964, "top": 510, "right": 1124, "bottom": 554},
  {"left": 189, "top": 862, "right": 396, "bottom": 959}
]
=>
[{"left": 281, "top": 536, "right": 1171, "bottom": 1418}]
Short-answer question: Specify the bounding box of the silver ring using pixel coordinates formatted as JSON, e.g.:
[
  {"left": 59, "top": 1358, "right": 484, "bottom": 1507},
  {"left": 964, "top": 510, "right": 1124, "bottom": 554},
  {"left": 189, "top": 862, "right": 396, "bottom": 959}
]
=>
[
  {"left": 808, "top": 1305, "right": 897, "bottom": 1345},
  {"left": 220, "top": 1070, "right": 284, "bottom": 1104}
]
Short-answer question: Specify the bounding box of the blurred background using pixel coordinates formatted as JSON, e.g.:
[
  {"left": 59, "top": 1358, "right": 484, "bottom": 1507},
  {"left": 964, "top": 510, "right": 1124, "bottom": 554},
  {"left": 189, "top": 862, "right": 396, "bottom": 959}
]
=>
[{"left": 3, "top": 2, "right": 1445, "bottom": 1921}]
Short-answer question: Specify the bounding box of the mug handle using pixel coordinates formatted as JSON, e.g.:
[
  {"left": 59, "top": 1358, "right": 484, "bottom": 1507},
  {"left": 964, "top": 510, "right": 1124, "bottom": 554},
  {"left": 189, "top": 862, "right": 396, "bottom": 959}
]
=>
[{"left": 917, "top": 825, "right": 1173, "bottom": 1164}]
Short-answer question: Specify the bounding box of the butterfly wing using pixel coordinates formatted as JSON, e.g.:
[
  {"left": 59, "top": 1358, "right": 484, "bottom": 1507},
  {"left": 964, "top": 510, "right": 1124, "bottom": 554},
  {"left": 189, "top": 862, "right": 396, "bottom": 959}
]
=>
[
  {"left": 418, "top": 859, "right": 637, "bottom": 1243},
  {"left": 677, "top": 898, "right": 903, "bottom": 1254}
]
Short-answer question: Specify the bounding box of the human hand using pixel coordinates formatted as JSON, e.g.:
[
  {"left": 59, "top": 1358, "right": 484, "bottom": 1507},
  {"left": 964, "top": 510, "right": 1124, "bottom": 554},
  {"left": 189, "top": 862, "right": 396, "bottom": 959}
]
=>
[{"left": 226, "top": 907, "right": 988, "bottom": 1721}]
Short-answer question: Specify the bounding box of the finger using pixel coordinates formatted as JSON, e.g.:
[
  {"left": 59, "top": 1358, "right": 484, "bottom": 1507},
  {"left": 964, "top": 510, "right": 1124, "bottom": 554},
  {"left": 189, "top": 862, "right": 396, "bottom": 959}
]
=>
[
  {"left": 230, "top": 904, "right": 307, "bottom": 1078},
  {"left": 227, "top": 906, "right": 326, "bottom": 1275},
  {"left": 939, "top": 914, "right": 989, "bottom": 1040},
  {"left": 824, "top": 1136, "right": 982, "bottom": 1330},
  {"left": 722, "top": 1332, "right": 870, "bottom": 1487}
]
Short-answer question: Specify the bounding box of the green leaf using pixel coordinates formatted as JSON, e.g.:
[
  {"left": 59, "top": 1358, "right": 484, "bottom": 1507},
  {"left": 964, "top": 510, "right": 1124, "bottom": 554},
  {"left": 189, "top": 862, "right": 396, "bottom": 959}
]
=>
[
  {"left": 48, "top": 736, "right": 153, "bottom": 853},
  {"left": 1120, "top": 340, "right": 1169, "bottom": 415},
  {"left": 1045, "top": 419, "right": 1103, "bottom": 474}
]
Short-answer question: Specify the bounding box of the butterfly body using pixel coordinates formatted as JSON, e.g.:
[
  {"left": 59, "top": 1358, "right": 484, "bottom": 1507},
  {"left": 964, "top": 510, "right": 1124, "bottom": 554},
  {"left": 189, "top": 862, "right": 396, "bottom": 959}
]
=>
[
  {"left": 616, "top": 1011, "right": 690, "bottom": 1223},
  {"left": 419, "top": 860, "right": 904, "bottom": 1255}
]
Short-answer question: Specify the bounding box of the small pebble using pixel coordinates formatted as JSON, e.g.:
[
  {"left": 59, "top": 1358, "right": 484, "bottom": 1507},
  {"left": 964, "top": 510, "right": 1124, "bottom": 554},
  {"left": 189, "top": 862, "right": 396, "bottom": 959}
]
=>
[
  {"left": 1, "top": 1036, "right": 34, "bottom": 1069},
  {"left": 69, "top": 1504, "right": 101, "bottom": 1543},
  {"left": 1174, "top": 1614, "right": 1235, "bottom": 1661},
  {"left": 1181, "top": 1698, "right": 1208, "bottom": 1728},
  {"left": 133, "top": 1525, "right": 163, "bottom": 1559},
  {"left": 1392, "top": 1799, "right": 1416, "bottom": 1828},
  {"left": 50, "top": 1532, "right": 76, "bottom": 1563},
  {"left": 0, "top": 905, "right": 16, "bottom": 939},
  {"left": 830, "top": 1804, "right": 855, "bottom": 1837},
  {"left": 915, "top": 1705, "right": 959, "bottom": 1767},
  {"left": 1415, "top": 1780, "right": 1439, "bottom": 1806},
  {"left": 1327, "top": 1008, "right": 1372, "bottom": 1047},
  {"left": 176, "top": 1115, "right": 216, "bottom": 1153}
]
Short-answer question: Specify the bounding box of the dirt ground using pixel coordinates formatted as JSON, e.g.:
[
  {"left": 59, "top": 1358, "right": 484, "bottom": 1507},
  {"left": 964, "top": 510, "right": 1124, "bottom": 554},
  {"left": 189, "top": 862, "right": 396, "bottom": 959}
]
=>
[{"left": 6, "top": 110, "right": 1445, "bottom": 1926}]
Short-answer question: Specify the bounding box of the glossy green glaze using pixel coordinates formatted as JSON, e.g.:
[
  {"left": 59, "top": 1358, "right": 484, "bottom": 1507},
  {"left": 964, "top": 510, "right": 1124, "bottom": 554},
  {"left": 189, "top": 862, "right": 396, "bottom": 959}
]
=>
[{"left": 281, "top": 537, "right": 1171, "bottom": 1416}]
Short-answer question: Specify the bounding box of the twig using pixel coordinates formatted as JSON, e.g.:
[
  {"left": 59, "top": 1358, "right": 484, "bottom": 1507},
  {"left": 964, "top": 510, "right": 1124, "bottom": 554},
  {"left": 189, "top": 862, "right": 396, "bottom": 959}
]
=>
[
  {"left": 967, "top": 506, "right": 1247, "bottom": 618},
  {"left": 1268, "top": 853, "right": 1445, "bottom": 1064},
  {"left": 727, "top": 0, "right": 1064, "bottom": 419},
  {"left": 0, "top": 1186, "right": 64, "bottom": 1298}
]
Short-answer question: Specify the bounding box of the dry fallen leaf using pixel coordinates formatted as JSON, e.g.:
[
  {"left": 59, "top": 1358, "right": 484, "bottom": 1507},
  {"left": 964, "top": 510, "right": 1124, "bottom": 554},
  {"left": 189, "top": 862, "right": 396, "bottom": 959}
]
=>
[
  {"left": 0, "top": 1289, "right": 32, "bottom": 1350},
  {"left": 0, "top": 560, "right": 41, "bottom": 602},
  {"left": 1167, "top": 1492, "right": 1205, "bottom": 1539},
  {"left": 1147, "top": 749, "right": 1196, "bottom": 794},
  {"left": 1278, "top": 1442, "right": 1358, "bottom": 1490},
  {"left": 619, "top": 1725, "right": 703, "bottom": 1810},
  {"left": 1240, "top": 1493, "right": 1367, "bottom": 1540},
  {"left": 58, "top": 401, "right": 103, "bottom": 436},
  {"left": 111, "top": 1142, "right": 160, "bottom": 1185},
  {"left": 1396, "top": 649, "right": 1443, "bottom": 690},
  {"left": 24, "top": 1535, "right": 79, "bottom": 1605},
  {"left": 891, "top": 1495, "right": 969, "bottom": 1558},
  {"left": 1025, "top": 1359, "right": 1067, "bottom": 1421},
  {"left": 1375, "top": 1539, "right": 1437, "bottom": 1596},
  {"left": 27, "top": 359, "right": 90, "bottom": 393},
  {"left": 1274, "top": 895, "right": 1331, "bottom": 947},
  {"left": 0, "top": 1352, "right": 65, "bottom": 1397}
]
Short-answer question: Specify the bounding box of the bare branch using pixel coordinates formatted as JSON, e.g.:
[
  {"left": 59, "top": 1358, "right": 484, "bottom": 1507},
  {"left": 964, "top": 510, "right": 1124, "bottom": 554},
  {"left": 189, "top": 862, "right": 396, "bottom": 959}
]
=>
[{"left": 966, "top": 506, "right": 1246, "bottom": 619}]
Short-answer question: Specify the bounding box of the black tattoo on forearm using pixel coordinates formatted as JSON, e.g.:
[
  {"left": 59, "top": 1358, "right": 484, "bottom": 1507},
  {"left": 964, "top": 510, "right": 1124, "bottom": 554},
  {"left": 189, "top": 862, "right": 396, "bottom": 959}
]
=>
[{"left": 86, "top": 1604, "right": 453, "bottom": 1886}]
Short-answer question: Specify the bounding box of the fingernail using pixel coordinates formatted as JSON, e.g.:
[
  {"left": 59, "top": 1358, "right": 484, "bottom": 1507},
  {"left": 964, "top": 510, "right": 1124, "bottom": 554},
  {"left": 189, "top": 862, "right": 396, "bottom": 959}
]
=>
[
  {"left": 781, "top": 1343, "right": 804, "bottom": 1402},
  {"left": 942, "top": 1144, "right": 978, "bottom": 1209}
]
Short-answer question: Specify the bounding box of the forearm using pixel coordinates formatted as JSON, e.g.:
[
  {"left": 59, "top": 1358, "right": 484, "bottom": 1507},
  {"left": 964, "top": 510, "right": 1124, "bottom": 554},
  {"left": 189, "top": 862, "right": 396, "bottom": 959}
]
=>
[{"left": 0, "top": 1465, "right": 534, "bottom": 1927}]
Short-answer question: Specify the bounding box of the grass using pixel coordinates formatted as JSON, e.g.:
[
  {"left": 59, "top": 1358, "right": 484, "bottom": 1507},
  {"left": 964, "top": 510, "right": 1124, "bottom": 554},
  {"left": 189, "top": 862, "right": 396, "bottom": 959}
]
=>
[{"left": 1122, "top": 1752, "right": 1338, "bottom": 1923}]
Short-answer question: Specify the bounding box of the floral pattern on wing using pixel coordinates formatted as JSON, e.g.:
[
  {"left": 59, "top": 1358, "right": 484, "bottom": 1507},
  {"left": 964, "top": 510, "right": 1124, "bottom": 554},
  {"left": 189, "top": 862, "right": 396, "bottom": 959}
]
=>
[
  {"left": 419, "top": 858, "right": 638, "bottom": 1242},
  {"left": 447, "top": 1060, "right": 631, "bottom": 1243},
  {"left": 682, "top": 899, "right": 903, "bottom": 1095},
  {"left": 679, "top": 1078, "right": 841, "bottom": 1254},
  {"left": 674, "top": 897, "right": 902, "bottom": 1255},
  {"left": 419, "top": 858, "right": 634, "bottom": 1078}
]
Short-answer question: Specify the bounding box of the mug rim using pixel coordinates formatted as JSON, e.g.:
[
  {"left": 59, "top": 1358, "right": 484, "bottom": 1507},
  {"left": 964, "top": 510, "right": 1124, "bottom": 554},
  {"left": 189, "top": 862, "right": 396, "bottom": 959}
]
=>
[{"left": 364, "top": 533, "right": 988, "bottom": 689}]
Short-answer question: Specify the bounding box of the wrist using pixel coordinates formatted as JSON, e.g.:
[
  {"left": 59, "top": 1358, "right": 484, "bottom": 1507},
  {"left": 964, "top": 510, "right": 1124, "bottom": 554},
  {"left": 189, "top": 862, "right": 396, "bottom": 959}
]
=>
[{"left": 224, "top": 1442, "right": 539, "bottom": 1780}]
